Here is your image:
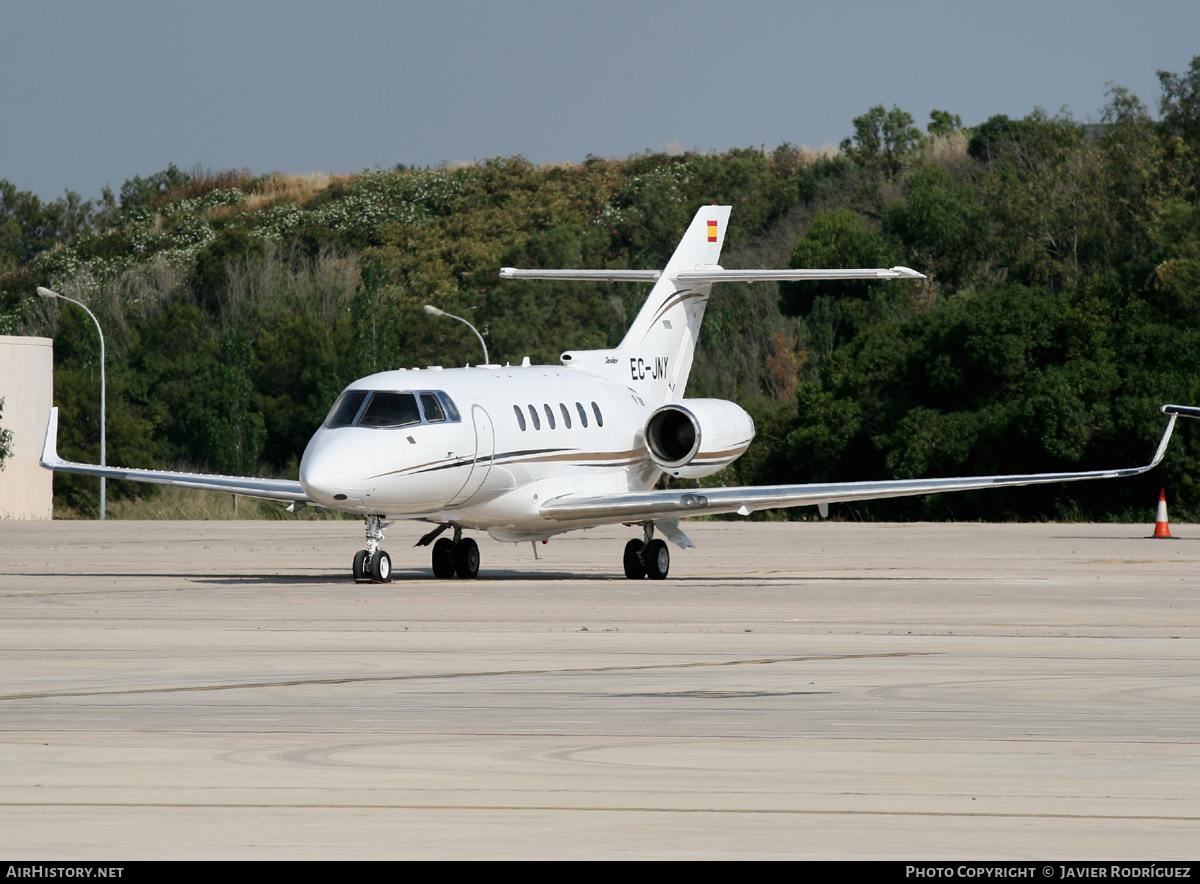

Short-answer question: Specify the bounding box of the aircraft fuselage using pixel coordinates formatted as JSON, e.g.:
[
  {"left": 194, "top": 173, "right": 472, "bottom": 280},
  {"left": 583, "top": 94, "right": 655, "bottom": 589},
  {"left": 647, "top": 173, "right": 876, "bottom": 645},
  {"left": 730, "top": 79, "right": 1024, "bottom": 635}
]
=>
[{"left": 299, "top": 364, "right": 668, "bottom": 542}]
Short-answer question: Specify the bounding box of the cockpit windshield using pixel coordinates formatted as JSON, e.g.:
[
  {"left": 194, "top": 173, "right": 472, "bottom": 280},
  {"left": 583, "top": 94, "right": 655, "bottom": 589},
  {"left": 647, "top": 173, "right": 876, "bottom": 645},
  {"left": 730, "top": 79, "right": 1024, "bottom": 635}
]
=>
[
  {"left": 324, "top": 390, "right": 369, "bottom": 428},
  {"left": 358, "top": 392, "right": 421, "bottom": 428},
  {"left": 323, "top": 389, "right": 461, "bottom": 429}
]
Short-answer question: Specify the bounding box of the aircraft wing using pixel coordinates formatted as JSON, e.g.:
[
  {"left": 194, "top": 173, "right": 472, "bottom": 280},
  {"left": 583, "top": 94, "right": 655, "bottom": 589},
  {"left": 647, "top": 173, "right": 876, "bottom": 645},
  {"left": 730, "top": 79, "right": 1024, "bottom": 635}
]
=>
[
  {"left": 539, "top": 408, "right": 1183, "bottom": 524},
  {"left": 39, "top": 408, "right": 310, "bottom": 503}
]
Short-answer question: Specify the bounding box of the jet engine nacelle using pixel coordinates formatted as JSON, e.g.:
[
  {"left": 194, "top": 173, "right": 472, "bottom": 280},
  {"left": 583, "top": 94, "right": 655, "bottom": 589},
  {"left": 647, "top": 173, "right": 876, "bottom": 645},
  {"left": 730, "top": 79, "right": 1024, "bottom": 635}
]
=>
[{"left": 643, "top": 399, "right": 755, "bottom": 479}]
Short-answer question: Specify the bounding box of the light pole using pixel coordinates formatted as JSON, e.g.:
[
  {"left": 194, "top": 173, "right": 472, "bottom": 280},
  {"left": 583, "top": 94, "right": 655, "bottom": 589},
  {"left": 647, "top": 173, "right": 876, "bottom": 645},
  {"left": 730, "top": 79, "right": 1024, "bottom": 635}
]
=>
[
  {"left": 424, "top": 305, "right": 489, "bottom": 366},
  {"left": 37, "top": 286, "right": 107, "bottom": 520}
]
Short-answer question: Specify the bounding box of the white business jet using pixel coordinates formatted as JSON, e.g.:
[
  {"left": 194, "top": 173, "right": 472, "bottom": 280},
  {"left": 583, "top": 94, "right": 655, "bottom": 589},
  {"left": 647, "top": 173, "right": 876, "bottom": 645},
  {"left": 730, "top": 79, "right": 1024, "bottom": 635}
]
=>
[{"left": 41, "top": 206, "right": 1186, "bottom": 582}]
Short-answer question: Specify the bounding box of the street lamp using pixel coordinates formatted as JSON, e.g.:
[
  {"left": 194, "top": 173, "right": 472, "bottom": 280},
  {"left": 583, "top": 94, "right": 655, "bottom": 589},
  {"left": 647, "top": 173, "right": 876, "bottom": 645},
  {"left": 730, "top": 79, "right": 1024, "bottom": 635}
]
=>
[
  {"left": 423, "top": 305, "right": 489, "bottom": 366},
  {"left": 37, "top": 286, "right": 107, "bottom": 520}
]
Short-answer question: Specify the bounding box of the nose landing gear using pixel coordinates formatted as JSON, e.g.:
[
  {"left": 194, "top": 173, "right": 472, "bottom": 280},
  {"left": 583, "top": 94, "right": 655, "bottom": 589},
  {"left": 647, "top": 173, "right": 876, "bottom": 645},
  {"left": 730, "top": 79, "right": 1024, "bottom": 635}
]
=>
[{"left": 353, "top": 514, "right": 394, "bottom": 583}]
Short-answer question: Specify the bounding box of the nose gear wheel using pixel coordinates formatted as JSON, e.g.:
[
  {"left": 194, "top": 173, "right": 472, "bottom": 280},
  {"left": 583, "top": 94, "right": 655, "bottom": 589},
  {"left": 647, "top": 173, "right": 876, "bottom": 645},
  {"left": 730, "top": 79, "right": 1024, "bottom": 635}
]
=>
[{"left": 353, "top": 515, "right": 394, "bottom": 583}]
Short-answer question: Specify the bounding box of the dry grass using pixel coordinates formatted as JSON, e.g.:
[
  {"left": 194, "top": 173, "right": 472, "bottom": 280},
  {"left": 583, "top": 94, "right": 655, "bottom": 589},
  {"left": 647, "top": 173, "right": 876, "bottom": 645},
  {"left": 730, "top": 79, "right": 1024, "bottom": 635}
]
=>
[
  {"left": 242, "top": 172, "right": 355, "bottom": 211},
  {"left": 155, "top": 167, "right": 254, "bottom": 208},
  {"left": 222, "top": 241, "right": 360, "bottom": 326},
  {"left": 200, "top": 203, "right": 243, "bottom": 222},
  {"left": 801, "top": 142, "right": 841, "bottom": 160},
  {"left": 925, "top": 132, "right": 970, "bottom": 165},
  {"left": 55, "top": 484, "right": 353, "bottom": 521}
]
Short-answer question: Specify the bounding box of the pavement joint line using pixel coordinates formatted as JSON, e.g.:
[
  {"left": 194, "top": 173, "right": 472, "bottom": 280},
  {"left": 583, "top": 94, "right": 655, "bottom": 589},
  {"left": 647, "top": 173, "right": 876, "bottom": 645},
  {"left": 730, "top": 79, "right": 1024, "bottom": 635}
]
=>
[
  {"left": 0, "top": 802, "right": 1195, "bottom": 821},
  {"left": 0, "top": 652, "right": 931, "bottom": 701}
]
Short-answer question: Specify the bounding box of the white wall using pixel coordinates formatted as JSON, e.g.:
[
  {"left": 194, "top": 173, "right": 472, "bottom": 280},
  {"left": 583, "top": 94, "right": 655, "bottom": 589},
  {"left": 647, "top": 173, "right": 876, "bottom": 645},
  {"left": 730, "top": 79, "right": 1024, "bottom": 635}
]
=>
[{"left": 0, "top": 335, "right": 54, "bottom": 519}]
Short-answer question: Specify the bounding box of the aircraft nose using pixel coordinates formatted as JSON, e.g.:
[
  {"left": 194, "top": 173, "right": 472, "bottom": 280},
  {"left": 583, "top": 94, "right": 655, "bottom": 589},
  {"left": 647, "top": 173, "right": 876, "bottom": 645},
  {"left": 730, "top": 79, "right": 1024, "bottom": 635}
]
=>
[{"left": 299, "top": 432, "right": 376, "bottom": 506}]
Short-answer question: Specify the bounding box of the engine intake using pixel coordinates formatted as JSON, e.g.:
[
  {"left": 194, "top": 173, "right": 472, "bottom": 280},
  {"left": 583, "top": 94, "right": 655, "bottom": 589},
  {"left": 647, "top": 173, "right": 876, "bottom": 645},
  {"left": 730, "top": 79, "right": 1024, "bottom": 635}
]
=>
[{"left": 644, "top": 399, "right": 755, "bottom": 479}]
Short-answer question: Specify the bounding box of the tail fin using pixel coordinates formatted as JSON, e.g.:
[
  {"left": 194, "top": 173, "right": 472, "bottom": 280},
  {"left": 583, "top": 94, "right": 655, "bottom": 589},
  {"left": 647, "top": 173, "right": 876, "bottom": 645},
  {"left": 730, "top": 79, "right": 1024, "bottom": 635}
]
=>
[
  {"left": 559, "top": 205, "right": 731, "bottom": 404},
  {"left": 501, "top": 204, "right": 923, "bottom": 405}
]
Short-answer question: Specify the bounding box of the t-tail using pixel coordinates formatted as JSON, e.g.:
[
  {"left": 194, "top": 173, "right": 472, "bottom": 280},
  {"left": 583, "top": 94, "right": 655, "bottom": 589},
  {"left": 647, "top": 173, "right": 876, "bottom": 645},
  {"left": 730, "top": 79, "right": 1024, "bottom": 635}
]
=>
[
  {"left": 599, "top": 205, "right": 731, "bottom": 404},
  {"left": 502, "top": 206, "right": 730, "bottom": 405},
  {"left": 499, "top": 205, "right": 923, "bottom": 405}
]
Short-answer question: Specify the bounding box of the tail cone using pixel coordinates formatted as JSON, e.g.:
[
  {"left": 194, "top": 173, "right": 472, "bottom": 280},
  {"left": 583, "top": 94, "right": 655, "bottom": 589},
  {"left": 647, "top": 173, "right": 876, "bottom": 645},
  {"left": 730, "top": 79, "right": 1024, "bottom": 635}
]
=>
[{"left": 1153, "top": 488, "right": 1173, "bottom": 538}]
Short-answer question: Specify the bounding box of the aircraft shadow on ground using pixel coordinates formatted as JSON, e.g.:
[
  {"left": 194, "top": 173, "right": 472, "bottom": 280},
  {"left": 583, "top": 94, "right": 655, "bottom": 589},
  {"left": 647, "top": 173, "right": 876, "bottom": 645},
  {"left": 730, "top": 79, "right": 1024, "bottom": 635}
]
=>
[
  {"left": 1050, "top": 533, "right": 1200, "bottom": 541},
  {"left": 188, "top": 569, "right": 623, "bottom": 584}
]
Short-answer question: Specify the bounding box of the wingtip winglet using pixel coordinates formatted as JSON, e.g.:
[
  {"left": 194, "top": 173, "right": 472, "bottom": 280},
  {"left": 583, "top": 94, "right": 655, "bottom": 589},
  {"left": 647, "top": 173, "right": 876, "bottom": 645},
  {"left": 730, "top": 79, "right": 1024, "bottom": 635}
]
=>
[
  {"left": 1162, "top": 403, "right": 1200, "bottom": 419},
  {"left": 1151, "top": 412, "right": 1178, "bottom": 469},
  {"left": 40, "top": 407, "right": 61, "bottom": 470},
  {"left": 1151, "top": 403, "right": 1200, "bottom": 468}
]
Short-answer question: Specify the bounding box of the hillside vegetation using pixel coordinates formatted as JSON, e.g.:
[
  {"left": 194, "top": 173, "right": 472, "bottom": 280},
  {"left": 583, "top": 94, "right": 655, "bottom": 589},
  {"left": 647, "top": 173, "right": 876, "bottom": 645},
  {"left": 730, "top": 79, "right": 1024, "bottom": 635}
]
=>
[{"left": 4, "top": 56, "right": 1200, "bottom": 520}]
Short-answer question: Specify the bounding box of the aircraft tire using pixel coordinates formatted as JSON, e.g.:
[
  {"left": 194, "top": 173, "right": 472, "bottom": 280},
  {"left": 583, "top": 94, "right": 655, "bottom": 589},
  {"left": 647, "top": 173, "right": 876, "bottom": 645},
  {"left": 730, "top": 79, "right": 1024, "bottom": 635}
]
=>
[
  {"left": 644, "top": 539, "right": 670, "bottom": 580},
  {"left": 353, "top": 549, "right": 370, "bottom": 582},
  {"left": 371, "top": 550, "right": 392, "bottom": 583},
  {"left": 432, "top": 538, "right": 457, "bottom": 579},
  {"left": 623, "top": 539, "right": 646, "bottom": 580},
  {"left": 454, "top": 537, "right": 480, "bottom": 579}
]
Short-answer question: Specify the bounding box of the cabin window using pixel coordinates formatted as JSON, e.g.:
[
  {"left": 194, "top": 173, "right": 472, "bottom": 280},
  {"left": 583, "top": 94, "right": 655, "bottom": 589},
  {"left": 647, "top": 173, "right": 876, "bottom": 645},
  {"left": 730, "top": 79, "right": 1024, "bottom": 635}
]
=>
[
  {"left": 544, "top": 404, "right": 556, "bottom": 429},
  {"left": 576, "top": 402, "right": 588, "bottom": 428},
  {"left": 357, "top": 392, "right": 422, "bottom": 428},
  {"left": 559, "top": 403, "right": 572, "bottom": 429},
  {"left": 528, "top": 404, "right": 541, "bottom": 430},
  {"left": 419, "top": 392, "right": 446, "bottom": 422},
  {"left": 513, "top": 404, "right": 526, "bottom": 431},
  {"left": 324, "top": 390, "right": 369, "bottom": 428},
  {"left": 591, "top": 401, "right": 604, "bottom": 427}
]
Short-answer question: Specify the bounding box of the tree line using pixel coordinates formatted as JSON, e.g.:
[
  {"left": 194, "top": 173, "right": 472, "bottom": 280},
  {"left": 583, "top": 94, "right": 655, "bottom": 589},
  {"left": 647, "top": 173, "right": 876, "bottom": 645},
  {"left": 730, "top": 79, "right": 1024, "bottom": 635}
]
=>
[{"left": 2, "top": 56, "right": 1199, "bottom": 519}]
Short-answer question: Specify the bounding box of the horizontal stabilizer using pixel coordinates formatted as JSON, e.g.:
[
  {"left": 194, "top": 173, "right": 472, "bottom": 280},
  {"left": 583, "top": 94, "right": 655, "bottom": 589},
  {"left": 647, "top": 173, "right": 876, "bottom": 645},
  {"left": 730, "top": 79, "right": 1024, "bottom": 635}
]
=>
[
  {"left": 675, "top": 266, "right": 925, "bottom": 283},
  {"left": 499, "top": 268, "right": 660, "bottom": 281},
  {"left": 498, "top": 266, "right": 924, "bottom": 283}
]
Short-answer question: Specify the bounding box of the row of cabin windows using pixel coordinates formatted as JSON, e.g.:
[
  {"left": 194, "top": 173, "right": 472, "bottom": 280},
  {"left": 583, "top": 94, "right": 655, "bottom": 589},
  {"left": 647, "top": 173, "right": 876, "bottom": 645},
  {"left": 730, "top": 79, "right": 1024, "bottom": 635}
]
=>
[
  {"left": 324, "top": 390, "right": 462, "bottom": 429},
  {"left": 514, "top": 401, "right": 603, "bottom": 432}
]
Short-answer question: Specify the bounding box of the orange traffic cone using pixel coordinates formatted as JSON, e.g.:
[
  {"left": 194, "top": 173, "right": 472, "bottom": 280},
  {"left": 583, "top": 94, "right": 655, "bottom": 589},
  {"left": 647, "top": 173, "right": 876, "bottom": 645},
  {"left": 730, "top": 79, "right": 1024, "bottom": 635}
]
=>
[{"left": 1153, "top": 488, "right": 1173, "bottom": 538}]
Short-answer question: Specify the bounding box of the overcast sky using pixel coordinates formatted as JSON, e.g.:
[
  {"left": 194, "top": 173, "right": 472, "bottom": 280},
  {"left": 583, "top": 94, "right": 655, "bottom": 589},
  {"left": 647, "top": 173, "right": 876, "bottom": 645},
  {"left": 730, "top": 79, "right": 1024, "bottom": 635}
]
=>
[{"left": 3, "top": 0, "right": 1197, "bottom": 202}]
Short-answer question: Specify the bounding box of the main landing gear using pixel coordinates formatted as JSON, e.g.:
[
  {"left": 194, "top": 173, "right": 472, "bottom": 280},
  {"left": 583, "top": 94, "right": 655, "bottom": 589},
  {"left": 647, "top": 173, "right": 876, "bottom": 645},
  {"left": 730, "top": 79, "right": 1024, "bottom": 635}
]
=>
[
  {"left": 353, "top": 514, "right": 394, "bottom": 583},
  {"left": 623, "top": 522, "right": 669, "bottom": 580},
  {"left": 419, "top": 524, "right": 480, "bottom": 580}
]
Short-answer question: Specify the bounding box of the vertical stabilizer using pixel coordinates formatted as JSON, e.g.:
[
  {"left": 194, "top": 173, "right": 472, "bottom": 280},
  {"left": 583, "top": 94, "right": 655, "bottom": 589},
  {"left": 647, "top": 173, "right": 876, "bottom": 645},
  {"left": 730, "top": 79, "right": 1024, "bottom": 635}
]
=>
[{"left": 560, "top": 206, "right": 731, "bottom": 404}]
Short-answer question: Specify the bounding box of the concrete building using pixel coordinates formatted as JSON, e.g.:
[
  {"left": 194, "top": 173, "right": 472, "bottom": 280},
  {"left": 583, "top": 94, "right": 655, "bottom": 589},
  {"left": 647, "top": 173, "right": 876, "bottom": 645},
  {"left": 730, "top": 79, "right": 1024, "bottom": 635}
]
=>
[{"left": 0, "top": 335, "right": 53, "bottom": 519}]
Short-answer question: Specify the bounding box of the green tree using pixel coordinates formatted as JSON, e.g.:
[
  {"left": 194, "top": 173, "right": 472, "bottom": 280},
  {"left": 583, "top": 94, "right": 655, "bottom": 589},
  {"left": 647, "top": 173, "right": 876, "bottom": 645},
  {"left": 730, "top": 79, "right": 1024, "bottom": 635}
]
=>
[
  {"left": 0, "top": 181, "right": 92, "bottom": 266},
  {"left": 969, "top": 110, "right": 1101, "bottom": 289},
  {"left": 0, "top": 397, "right": 13, "bottom": 469},
  {"left": 119, "top": 164, "right": 190, "bottom": 210},
  {"left": 1147, "top": 200, "right": 1200, "bottom": 317},
  {"left": 191, "top": 225, "right": 266, "bottom": 317},
  {"left": 253, "top": 311, "right": 355, "bottom": 468},
  {"left": 840, "top": 105, "right": 924, "bottom": 175},
  {"left": 1098, "top": 86, "right": 1163, "bottom": 270},
  {"left": 192, "top": 328, "right": 266, "bottom": 475},
  {"left": 779, "top": 208, "right": 905, "bottom": 316},
  {"left": 885, "top": 166, "right": 988, "bottom": 294},
  {"left": 1157, "top": 54, "right": 1200, "bottom": 203},
  {"left": 927, "top": 109, "right": 962, "bottom": 138}
]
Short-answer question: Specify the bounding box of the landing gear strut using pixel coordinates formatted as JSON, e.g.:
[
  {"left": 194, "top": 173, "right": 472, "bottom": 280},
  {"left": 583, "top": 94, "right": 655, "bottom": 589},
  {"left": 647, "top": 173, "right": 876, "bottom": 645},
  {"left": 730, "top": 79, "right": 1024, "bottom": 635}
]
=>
[
  {"left": 353, "top": 514, "right": 393, "bottom": 583},
  {"left": 624, "top": 522, "right": 669, "bottom": 580}
]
